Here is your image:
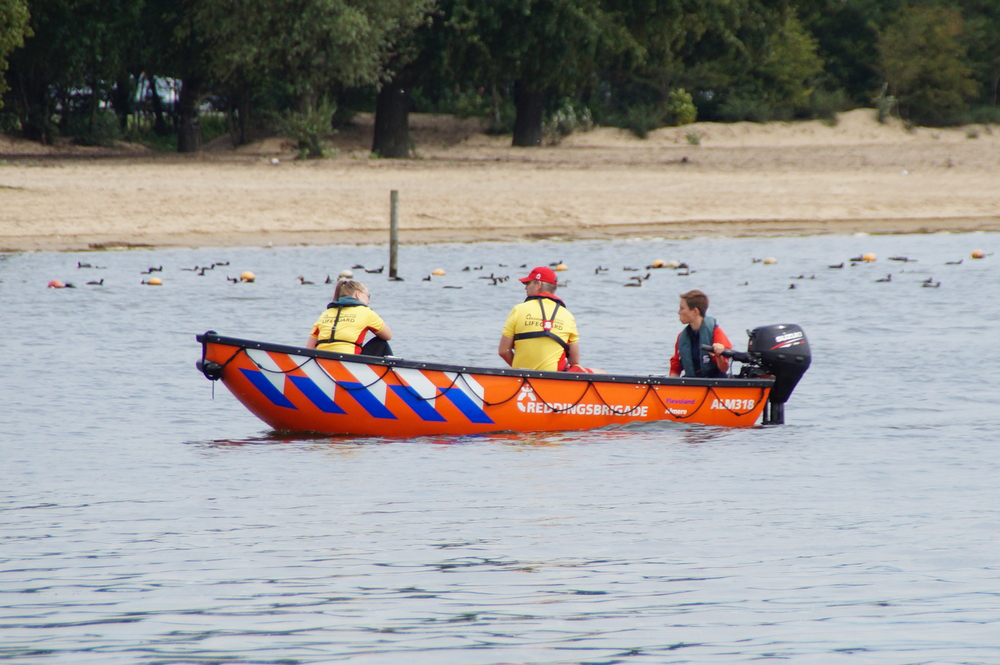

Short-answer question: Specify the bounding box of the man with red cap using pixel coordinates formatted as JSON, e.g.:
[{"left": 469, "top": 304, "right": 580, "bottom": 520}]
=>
[{"left": 498, "top": 266, "right": 582, "bottom": 372}]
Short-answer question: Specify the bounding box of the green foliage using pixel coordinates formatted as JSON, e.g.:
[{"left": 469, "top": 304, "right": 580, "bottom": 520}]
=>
[
  {"left": 543, "top": 99, "right": 593, "bottom": 141},
  {"left": 685, "top": 130, "right": 702, "bottom": 145},
  {"left": 796, "top": 0, "right": 890, "bottom": 106},
  {"left": 0, "top": 0, "right": 30, "bottom": 107},
  {"left": 66, "top": 108, "right": 120, "bottom": 147},
  {"left": 624, "top": 103, "right": 662, "bottom": 139},
  {"left": 878, "top": 5, "right": 980, "bottom": 126},
  {"left": 277, "top": 99, "right": 338, "bottom": 158},
  {"left": 4, "top": 0, "right": 998, "bottom": 148},
  {"left": 195, "top": 0, "right": 433, "bottom": 115},
  {"left": 965, "top": 105, "right": 1000, "bottom": 124},
  {"left": 760, "top": 16, "right": 825, "bottom": 111},
  {"left": 717, "top": 95, "right": 779, "bottom": 123},
  {"left": 874, "top": 82, "right": 897, "bottom": 123},
  {"left": 666, "top": 88, "right": 697, "bottom": 126},
  {"left": 809, "top": 88, "right": 853, "bottom": 124},
  {"left": 959, "top": 0, "right": 1000, "bottom": 106}
]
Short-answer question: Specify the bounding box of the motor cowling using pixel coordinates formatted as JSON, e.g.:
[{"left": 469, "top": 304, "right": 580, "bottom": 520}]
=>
[{"left": 747, "top": 324, "right": 810, "bottom": 424}]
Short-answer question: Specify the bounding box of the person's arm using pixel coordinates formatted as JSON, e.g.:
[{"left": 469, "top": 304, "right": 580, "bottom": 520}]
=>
[
  {"left": 375, "top": 322, "right": 392, "bottom": 340},
  {"left": 669, "top": 335, "right": 682, "bottom": 376},
  {"left": 711, "top": 326, "right": 732, "bottom": 372},
  {"left": 566, "top": 342, "right": 580, "bottom": 368},
  {"left": 498, "top": 336, "right": 514, "bottom": 366},
  {"left": 306, "top": 325, "right": 319, "bottom": 349}
]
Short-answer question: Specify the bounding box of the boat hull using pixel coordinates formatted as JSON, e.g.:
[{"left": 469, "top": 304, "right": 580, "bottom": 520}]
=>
[{"left": 197, "top": 333, "right": 774, "bottom": 437}]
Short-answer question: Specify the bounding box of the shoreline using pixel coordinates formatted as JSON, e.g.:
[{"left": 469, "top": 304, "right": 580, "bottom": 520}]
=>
[
  {"left": 3, "top": 109, "right": 999, "bottom": 252},
  {"left": 3, "top": 217, "right": 999, "bottom": 253}
]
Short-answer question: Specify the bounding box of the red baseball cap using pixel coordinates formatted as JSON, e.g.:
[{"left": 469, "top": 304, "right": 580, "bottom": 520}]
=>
[{"left": 519, "top": 266, "right": 557, "bottom": 284}]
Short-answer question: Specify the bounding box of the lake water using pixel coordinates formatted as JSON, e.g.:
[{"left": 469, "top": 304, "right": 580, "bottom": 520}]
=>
[{"left": 2, "top": 233, "right": 999, "bottom": 664}]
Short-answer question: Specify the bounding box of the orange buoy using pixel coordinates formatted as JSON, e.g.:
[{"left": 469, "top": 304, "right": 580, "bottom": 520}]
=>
[
  {"left": 47, "top": 279, "right": 65, "bottom": 288},
  {"left": 240, "top": 271, "right": 256, "bottom": 282},
  {"left": 971, "top": 249, "right": 985, "bottom": 259},
  {"left": 763, "top": 257, "right": 778, "bottom": 265},
  {"left": 863, "top": 252, "right": 877, "bottom": 262},
  {"left": 432, "top": 268, "right": 446, "bottom": 276},
  {"left": 651, "top": 259, "right": 666, "bottom": 268},
  {"left": 554, "top": 263, "right": 568, "bottom": 271},
  {"left": 148, "top": 277, "right": 163, "bottom": 285}
]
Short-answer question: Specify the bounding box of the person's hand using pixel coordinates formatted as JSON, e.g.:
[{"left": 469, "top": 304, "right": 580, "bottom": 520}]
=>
[{"left": 711, "top": 342, "right": 725, "bottom": 356}]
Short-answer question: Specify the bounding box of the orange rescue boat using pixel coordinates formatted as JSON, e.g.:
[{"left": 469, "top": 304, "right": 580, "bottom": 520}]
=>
[{"left": 196, "top": 325, "right": 809, "bottom": 437}]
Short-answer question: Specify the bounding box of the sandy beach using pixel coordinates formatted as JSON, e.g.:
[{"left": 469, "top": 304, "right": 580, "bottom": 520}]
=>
[{"left": 1, "top": 109, "right": 998, "bottom": 252}]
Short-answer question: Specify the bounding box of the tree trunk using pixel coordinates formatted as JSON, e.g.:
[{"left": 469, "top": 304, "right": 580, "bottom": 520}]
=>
[
  {"left": 16, "top": 73, "right": 52, "bottom": 144},
  {"left": 372, "top": 79, "right": 412, "bottom": 158},
  {"left": 149, "top": 77, "right": 170, "bottom": 137},
  {"left": 88, "top": 80, "right": 99, "bottom": 136},
  {"left": 228, "top": 79, "right": 252, "bottom": 147},
  {"left": 176, "top": 76, "right": 202, "bottom": 153},
  {"left": 512, "top": 80, "right": 545, "bottom": 147},
  {"left": 991, "top": 63, "right": 999, "bottom": 106},
  {"left": 112, "top": 73, "right": 136, "bottom": 132}
]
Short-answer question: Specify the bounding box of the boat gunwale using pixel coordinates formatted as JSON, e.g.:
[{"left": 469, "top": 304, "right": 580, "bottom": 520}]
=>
[{"left": 198, "top": 332, "right": 775, "bottom": 389}]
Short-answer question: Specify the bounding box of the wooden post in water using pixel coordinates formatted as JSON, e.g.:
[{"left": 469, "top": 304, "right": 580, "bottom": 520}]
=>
[{"left": 389, "top": 190, "right": 399, "bottom": 278}]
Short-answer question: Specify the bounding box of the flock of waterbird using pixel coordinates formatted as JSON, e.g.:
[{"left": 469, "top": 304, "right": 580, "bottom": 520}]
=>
[{"left": 44, "top": 248, "right": 991, "bottom": 290}]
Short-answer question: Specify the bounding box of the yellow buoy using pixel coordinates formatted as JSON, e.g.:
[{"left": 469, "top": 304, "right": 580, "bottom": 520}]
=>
[
  {"left": 240, "top": 271, "right": 256, "bottom": 282},
  {"left": 972, "top": 249, "right": 985, "bottom": 259},
  {"left": 666, "top": 260, "right": 681, "bottom": 269},
  {"left": 432, "top": 268, "right": 446, "bottom": 276},
  {"left": 863, "top": 252, "right": 877, "bottom": 262},
  {"left": 554, "top": 263, "right": 568, "bottom": 271},
  {"left": 763, "top": 257, "right": 778, "bottom": 265},
  {"left": 148, "top": 277, "right": 163, "bottom": 285},
  {"left": 651, "top": 259, "right": 666, "bottom": 268}
]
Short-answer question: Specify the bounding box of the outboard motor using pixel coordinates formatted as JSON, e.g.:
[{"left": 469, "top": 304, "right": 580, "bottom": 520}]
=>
[{"left": 746, "top": 324, "right": 811, "bottom": 425}]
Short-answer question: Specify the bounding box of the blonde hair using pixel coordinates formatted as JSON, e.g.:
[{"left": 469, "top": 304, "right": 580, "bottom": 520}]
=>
[{"left": 334, "top": 279, "right": 367, "bottom": 300}]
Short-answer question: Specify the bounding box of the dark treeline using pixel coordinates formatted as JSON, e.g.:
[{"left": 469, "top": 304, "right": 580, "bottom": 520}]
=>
[{"left": 1, "top": 0, "right": 998, "bottom": 155}]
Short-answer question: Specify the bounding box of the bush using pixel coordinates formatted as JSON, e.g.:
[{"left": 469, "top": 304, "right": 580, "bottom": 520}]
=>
[
  {"left": 485, "top": 98, "right": 516, "bottom": 135},
  {"left": 717, "top": 95, "right": 776, "bottom": 123},
  {"left": 544, "top": 99, "right": 594, "bottom": 142},
  {"left": 199, "top": 112, "right": 229, "bottom": 144},
  {"left": 624, "top": 103, "right": 663, "bottom": 138},
  {"left": 810, "top": 88, "right": 853, "bottom": 125},
  {"left": 878, "top": 5, "right": 979, "bottom": 126},
  {"left": 67, "top": 109, "right": 120, "bottom": 147},
  {"left": 277, "top": 100, "right": 337, "bottom": 159},
  {"left": 666, "top": 89, "right": 697, "bottom": 126},
  {"left": 874, "top": 83, "right": 897, "bottom": 123}
]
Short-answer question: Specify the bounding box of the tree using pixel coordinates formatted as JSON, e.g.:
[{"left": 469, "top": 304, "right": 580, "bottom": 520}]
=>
[
  {"left": 755, "top": 15, "right": 824, "bottom": 112},
  {"left": 878, "top": 4, "right": 979, "bottom": 125},
  {"left": 371, "top": 5, "right": 436, "bottom": 158},
  {"left": 959, "top": 0, "right": 1000, "bottom": 107},
  {"left": 604, "top": 0, "right": 822, "bottom": 124},
  {"left": 795, "top": 0, "right": 898, "bottom": 106},
  {"left": 194, "top": 0, "right": 432, "bottom": 155},
  {"left": 448, "top": 0, "right": 637, "bottom": 146},
  {"left": 0, "top": 0, "right": 30, "bottom": 110},
  {"left": 4, "top": 0, "right": 143, "bottom": 142}
]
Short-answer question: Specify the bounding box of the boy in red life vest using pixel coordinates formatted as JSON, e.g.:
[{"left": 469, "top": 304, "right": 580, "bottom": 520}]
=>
[
  {"left": 498, "top": 266, "right": 589, "bottom": 372},
  {"left": 669, "top": 289, "right": 732, "bottom": 377}
]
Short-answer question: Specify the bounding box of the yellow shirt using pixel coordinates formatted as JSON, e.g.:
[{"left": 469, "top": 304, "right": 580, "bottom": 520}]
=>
[
  {"left": 501, "top": 296, "right": 579, "bottom": 371},
  {"left": 311, "top": 305, "right": 385, "bottom": 354}
]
